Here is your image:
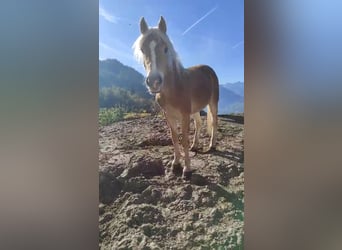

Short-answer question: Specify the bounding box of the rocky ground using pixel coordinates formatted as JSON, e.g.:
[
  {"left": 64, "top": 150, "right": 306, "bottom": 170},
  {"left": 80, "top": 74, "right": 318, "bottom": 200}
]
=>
[{"left": 99, "top": 114, "right": 244, "bottom": 249}]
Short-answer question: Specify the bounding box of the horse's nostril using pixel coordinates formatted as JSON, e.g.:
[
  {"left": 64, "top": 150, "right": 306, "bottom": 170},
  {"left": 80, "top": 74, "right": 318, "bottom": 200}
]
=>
[{"left": 146, "top": 75, "right": 162, "bottom": 87}]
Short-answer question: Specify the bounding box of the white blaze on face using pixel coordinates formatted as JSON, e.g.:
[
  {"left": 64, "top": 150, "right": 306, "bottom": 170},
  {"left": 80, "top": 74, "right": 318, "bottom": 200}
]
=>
[
  {"left": 149, "top": 40, "right": 157, "bottom": 72},
  {"left": 147, "top": 39, "right": 164, "bottom": 91}
]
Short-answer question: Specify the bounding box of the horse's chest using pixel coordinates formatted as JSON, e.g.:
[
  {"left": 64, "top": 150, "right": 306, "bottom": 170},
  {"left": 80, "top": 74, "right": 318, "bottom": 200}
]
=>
[
  {"left": 156, "top": 95, "right": 183, "bottom": 120},
  {"left": 164, "top": 106, "right": 183, "bottom": 120}
]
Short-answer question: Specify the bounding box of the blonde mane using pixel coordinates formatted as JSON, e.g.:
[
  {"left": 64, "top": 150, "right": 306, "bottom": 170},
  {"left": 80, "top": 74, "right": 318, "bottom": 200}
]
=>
[{"left": 132, "top": 28, "right": 183, "bottom": 73}]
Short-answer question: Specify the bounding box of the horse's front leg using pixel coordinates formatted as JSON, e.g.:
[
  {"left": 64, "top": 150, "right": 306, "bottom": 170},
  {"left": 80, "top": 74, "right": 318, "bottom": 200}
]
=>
[
  {"left": 165, "top": 115, "right": 181, "bottom": 172},
  {"left": 181, "top": 115, "right": 192, "bottom": 180}
]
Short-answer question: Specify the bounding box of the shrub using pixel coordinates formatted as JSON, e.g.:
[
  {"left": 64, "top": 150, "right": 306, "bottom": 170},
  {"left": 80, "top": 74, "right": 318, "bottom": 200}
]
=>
[{"left": 99, "top": 107, "right": 125, "bottom": 126}]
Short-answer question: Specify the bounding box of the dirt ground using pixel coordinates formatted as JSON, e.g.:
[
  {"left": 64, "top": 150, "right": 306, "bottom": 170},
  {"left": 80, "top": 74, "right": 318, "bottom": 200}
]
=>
[{"left": 99, "top": 114, "right": 244, "bottom": 249}]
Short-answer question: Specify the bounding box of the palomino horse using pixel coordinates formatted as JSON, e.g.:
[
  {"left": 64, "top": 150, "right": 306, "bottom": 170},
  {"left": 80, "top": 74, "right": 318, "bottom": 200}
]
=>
[{"left": 133, "top": 16, "right": 219, "bottom": 180}]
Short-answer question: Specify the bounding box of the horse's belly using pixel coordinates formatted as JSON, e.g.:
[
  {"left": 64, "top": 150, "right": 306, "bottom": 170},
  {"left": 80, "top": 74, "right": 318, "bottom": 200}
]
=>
[
  {"left": 191, "top": 98, "right": 210, "bottom": 114},
  {"left": 190, "top": 86, "right": 212, "bottom": 113}
]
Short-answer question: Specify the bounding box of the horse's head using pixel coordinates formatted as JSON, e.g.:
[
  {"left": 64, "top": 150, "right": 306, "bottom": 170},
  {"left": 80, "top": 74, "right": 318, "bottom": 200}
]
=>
[{"left": 133, "top": 16, "right": 179, "bottom": 94}]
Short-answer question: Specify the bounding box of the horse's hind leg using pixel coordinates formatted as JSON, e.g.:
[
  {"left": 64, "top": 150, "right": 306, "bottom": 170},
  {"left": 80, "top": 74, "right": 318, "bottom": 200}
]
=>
[
  {"left": 190, "top": 112, "right": 202, "bottom": 151},
  {"left": 208, "top": 102, "right": 218, "bottom": 150}
]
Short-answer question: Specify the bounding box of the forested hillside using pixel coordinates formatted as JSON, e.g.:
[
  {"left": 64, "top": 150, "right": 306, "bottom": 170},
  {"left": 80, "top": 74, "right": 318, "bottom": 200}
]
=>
[{"left": 99, "top": 59, "right": 154, "bottom": 112}]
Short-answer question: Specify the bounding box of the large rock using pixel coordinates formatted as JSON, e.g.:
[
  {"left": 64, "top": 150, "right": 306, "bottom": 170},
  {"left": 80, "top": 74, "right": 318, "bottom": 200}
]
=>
[
  {"left": 119, "top": 157, "right": 165, "bottom": 179},
  {"left": 99, "top": 169, "right": 122, "bottom": 204}
]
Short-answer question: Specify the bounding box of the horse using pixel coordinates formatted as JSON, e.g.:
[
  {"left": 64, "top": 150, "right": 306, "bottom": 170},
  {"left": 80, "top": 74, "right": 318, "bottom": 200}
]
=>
[{"left": 132, "top": 16, "right": 219, "bottom": 180}]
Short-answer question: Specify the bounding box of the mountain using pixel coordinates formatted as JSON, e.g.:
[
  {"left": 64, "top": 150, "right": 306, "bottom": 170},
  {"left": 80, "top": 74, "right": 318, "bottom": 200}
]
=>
[
  {"left": 218, "top": 85, "right": 244, "bottom": 115},
  {"left": 99, "top": 59, "right": 150, "bottom": 99},
  {"left": 99, "top": 59, "right": 154, "bottom": 111},
  {"left": 222, "top": 81, "right": 244, "bottom": 97}
]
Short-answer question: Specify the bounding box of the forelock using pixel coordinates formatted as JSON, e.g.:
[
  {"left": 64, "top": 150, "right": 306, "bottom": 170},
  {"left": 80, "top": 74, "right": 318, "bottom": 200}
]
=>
[
  {"left": 132, "top": 28, "right": 183, "bottom": 72},
  {"left": 133, "top": 29, "right": 170, "bottom": 58}
]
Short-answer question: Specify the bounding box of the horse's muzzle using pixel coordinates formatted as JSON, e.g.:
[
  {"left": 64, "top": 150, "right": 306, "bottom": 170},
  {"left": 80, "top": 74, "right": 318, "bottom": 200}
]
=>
[{"left": 146, "top": 74, "right": 163, "bottom": 93}]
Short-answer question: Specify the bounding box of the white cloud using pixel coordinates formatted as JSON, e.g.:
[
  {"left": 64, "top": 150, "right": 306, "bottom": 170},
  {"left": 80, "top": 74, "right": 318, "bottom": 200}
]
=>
[
  {"left": 182, "top": 5, "right": 218, "bottom": 36},
  {"left": 232, "top": 40, "right": 244, "bottom": 49},
  {"left": 99, "top": 6, "right": 119, "bottom": 23}
]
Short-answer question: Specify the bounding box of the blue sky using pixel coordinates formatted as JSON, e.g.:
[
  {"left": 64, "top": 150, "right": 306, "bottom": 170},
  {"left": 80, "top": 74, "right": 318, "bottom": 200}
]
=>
[{"left": 99, "top": 0, "right": 244, "bottom": 84}]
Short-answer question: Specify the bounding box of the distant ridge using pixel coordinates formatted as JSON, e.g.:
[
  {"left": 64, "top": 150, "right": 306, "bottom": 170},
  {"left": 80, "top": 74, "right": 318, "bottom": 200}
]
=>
[
  {"left": 218, "top": 85, "right": 244, "bottom": 114},
  {"left": 99, "top": 59, "right": 150, "bottom": 99},
  {"left": 222, "top": 81, "right": 244, "bottom": 97},
  {"left": 99, "top": 59, "right": 244, "bottom": 114}
]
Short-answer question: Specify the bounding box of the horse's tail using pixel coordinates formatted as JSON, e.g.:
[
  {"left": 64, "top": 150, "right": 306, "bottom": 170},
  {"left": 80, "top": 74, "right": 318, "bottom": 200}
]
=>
[
  {"left": 205, "top": 66, "right": 219, "bottom": 136},
  {"left": 207, "top": 70, "right": 219, "bottom": 135},
  {"left": 196, "top": 65, "right": 219, "bottom": 141},
  {"left": 207, "top": 107, "right": 213, "bottom": 135},
  {"left": 209, "top": 67, "right": 219, "bottom": 104}
]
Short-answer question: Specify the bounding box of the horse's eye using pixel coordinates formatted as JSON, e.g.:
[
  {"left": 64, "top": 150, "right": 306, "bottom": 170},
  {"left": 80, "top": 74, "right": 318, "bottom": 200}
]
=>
[{"left": 164, "top": 47, "right": 168, "bottom": 54}]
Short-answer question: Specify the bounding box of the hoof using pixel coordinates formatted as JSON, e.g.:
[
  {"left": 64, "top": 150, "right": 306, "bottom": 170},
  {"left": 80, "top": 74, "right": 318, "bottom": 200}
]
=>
[
  {"left": 171, "top": 163, "right": 183, "bottom": 176},
  {"left": 182, "top": 171, "right": 193, "bottom": 181}
]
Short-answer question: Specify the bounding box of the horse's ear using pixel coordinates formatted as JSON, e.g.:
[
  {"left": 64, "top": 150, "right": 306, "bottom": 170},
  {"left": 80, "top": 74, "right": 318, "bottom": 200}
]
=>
[
  {"left": 140, "top": 17, "right": 148, "bottom": 34},
  {"left": 158, "top": 16, "right": 167, "bottom": 33}
]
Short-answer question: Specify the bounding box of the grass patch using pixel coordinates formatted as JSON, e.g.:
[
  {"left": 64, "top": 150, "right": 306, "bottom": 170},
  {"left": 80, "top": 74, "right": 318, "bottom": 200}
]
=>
[
  {"left": 123, "top": 112, "right": 151, "bottom": 120},
  {"left": 99, "top": 108, "right": 153, "bottom": 126},
  {"left": 99, "top": 107, "right": 125, "bottom": 126}
]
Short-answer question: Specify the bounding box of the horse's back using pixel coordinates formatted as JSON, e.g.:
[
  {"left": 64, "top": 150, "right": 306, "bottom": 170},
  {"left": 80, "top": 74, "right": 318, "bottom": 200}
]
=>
[
  {"left": 187, "top": 65, "right": 219, "bottom": 93},
  {"left": 186, "top": 65, "right": 219, "bottom": 113},
  {"left": 197, "top": 65, "right": 219, "bottom": 101}
]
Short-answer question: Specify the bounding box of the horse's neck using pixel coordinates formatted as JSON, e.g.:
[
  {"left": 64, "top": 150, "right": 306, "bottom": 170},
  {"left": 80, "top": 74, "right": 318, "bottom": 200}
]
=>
[
  {"left": 161, "top": 63, "right": 186, "bottom": 103},
  {"left": 173, "top": 58, "right": 184, "bottom": 76},
  {"left": 165, "top": 64, "right": 183, "bottom": 89},
  {"left": 158, "top": 65, "right": 191, "bottom": 113}
]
